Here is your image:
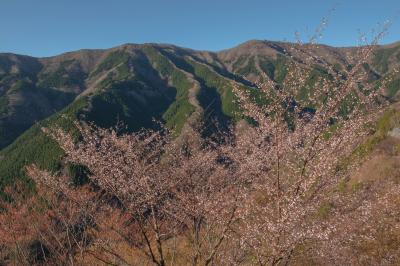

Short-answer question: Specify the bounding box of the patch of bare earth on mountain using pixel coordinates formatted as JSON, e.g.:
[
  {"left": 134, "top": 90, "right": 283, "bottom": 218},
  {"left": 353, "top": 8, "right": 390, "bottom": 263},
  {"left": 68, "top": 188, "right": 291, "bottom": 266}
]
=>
[{"left": 350, "top": 136, "right": 400, "bottom": 186}]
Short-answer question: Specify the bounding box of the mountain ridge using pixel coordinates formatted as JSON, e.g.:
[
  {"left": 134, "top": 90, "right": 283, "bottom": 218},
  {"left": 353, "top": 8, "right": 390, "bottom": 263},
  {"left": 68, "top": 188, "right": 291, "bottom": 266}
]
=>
[
  {"left": 0, "top": 39, "right": 400, "bottom": 195},
  {"left": 3, "top": 39, "right": 400, "bottom": 59}
]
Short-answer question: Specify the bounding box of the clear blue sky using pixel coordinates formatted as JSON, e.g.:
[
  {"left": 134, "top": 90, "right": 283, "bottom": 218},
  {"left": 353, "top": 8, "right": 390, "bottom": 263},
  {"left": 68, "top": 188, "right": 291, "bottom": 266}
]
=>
[{"left": 1, "top": 0, "right": 399, "bottom": 57}]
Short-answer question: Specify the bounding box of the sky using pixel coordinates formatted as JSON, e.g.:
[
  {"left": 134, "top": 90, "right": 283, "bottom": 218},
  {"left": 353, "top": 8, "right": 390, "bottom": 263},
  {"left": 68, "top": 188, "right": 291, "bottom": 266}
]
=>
[{"left": 0, "top": 0, "right": 399, "bottom": 57}]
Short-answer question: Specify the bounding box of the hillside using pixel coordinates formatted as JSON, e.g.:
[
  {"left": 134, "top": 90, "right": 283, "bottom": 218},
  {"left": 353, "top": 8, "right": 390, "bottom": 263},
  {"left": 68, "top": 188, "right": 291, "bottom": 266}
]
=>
[{"left": 0, "top": 40, "right": 400, "bottom": 193}]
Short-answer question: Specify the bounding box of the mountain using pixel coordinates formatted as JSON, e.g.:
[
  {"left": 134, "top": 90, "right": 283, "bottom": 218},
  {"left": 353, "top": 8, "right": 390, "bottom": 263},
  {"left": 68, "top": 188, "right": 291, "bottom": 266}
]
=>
[{"left": 0, "top": 40, "right": 400, "bottom": 195}]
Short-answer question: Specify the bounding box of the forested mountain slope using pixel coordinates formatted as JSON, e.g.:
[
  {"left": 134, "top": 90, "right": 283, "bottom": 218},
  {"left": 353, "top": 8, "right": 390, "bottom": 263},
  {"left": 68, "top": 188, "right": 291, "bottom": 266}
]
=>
[{"left": 0, "top": 40, "right": 399, "bottom": 193}]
